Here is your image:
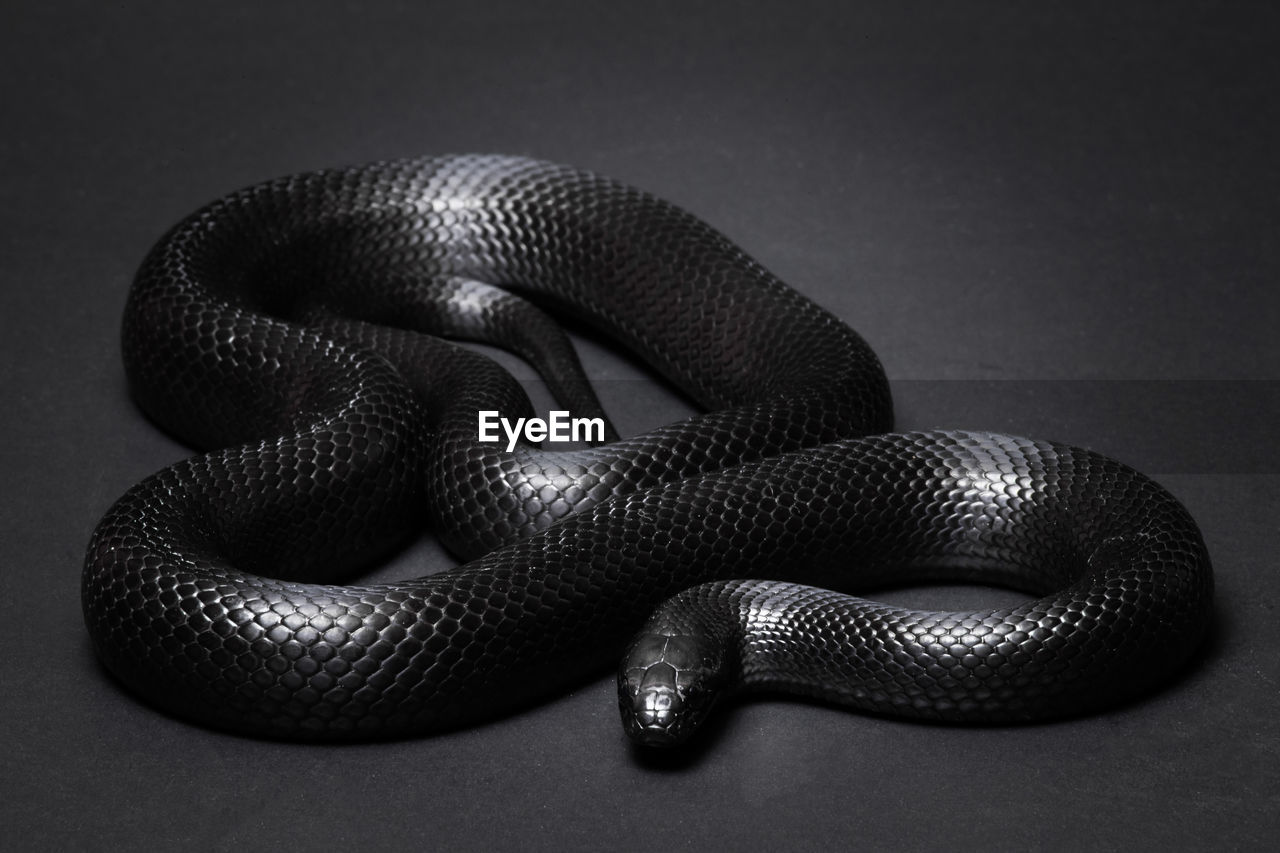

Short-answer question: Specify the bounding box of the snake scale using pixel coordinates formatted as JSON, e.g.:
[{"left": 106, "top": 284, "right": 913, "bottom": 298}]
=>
[{"left": 81, "top": 155, "right": 1213, "bottom": 745}]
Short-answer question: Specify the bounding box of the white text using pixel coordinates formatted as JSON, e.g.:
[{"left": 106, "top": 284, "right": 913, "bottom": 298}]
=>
[{"left": 477, "top": 410, "right": 605, "bottom": 452}]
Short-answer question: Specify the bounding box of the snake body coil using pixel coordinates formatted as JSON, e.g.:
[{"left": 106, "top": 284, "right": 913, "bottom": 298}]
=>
[{"left": 82, "top": 155, "right": 1212, "bottom": 744}]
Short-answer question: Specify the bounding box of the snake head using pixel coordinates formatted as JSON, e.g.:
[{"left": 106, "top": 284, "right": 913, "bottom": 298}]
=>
[{"left": 616, "top": 632, "right": 731, "bottom": 747}]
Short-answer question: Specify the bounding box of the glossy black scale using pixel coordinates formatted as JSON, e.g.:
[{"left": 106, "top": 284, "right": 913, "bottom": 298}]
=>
[{"left": 81, "top": 155, "right": 1212, "bottom": 743}]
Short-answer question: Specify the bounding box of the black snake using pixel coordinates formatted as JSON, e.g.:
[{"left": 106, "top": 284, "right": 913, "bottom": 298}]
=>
[{"left": 82, "top": 155, "right": 1213, "bottom": 745}]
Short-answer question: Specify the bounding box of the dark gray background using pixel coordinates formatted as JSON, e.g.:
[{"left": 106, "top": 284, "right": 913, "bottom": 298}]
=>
[{"left": 3, "top": 2, "right": 1277, "bottom": 850}]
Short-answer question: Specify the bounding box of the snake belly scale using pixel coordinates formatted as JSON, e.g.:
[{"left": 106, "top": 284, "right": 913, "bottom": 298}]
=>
[{"left": 81, "top": 155, "right": 1213, "bottom": 745}]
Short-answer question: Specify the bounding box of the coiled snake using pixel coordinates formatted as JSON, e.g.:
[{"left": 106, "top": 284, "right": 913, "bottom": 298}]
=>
[{"left": 82, "top": 155, "right": 1213, "bottom": 745}]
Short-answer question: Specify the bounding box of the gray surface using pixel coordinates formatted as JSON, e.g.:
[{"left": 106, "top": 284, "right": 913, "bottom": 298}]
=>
[{"left": 2, "top": 2, "right": 1277, "bottom": 849}]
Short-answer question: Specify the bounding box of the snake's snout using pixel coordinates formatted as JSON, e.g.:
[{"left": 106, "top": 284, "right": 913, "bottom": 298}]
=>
[
  {"left": 617, "top": 633, "right": 728, "bottom": 748},
  {"left": 633, "top": 668, "right": 677, "bottom": 721}
]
